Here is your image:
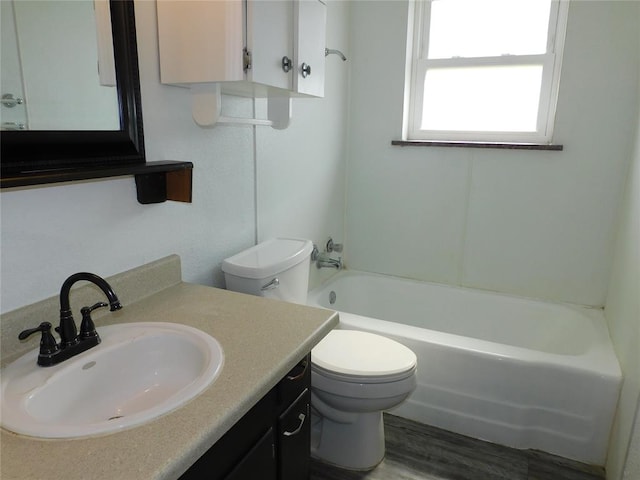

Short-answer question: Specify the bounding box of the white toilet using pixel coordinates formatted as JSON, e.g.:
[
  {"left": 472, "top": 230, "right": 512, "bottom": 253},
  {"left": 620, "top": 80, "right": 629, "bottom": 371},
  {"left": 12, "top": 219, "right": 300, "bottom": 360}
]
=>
[
  {"left": 221, "top": 237, "right": 313, "bottom": 304},
  {"left": 222, "top": 238, "right": 418, "bottom": 471}
]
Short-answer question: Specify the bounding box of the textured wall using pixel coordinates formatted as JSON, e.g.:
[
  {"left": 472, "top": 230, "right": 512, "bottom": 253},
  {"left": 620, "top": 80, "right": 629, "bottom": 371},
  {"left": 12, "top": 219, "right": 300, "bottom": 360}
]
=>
[{"left": 604, "top": 18, "right": 640, "bottom": 476}]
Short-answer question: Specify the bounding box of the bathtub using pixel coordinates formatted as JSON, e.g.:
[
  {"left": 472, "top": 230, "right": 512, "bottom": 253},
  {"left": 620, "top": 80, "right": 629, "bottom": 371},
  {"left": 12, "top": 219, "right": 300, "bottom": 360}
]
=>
[{"left": 307, "top": 270, "right": 621, "bottom": 465}]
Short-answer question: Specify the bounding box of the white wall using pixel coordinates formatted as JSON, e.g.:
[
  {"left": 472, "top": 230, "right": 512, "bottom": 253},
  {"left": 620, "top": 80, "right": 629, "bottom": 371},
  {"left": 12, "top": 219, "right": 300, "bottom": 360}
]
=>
[
  {"left": 604, "top": 16, "right": 640, "bottom": 477},
  {"left": 0, "top": 0, "right": 349, "bottom": 314},
  {"left": 345, "top": 0, "right": 639, "bottom": 306}
]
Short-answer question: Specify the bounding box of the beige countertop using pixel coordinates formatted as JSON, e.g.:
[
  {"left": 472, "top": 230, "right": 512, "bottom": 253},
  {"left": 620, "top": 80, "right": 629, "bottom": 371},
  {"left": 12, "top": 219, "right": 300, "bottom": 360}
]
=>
[{"left": 0, "top": 281, "right": 338, "bottom": 479}]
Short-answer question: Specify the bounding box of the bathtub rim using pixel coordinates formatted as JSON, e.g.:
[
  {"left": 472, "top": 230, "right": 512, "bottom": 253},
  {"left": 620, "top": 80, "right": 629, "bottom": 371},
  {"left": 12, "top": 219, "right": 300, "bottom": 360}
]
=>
[{"left": 307, "top": 269, "right": 622, "bottom": 381}]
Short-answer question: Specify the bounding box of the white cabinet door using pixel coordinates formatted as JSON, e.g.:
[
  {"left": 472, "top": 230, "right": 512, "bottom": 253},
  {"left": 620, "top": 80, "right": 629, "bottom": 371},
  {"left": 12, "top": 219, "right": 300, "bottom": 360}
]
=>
[
  {"left": 157, "top": 0, "right": 244, "bottom": 85},
  {"left": 294, "top": 0, "right": 326, "bottom": 97},
  {"left": 247, "top": 0, "right": 293, "bottom": 91}
]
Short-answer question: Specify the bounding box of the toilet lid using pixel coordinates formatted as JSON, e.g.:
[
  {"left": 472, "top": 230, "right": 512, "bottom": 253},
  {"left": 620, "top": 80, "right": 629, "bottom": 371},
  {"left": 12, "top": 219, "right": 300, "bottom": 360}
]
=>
[{"left": 312, "top": 330, "right": 417, "bottom": 377}]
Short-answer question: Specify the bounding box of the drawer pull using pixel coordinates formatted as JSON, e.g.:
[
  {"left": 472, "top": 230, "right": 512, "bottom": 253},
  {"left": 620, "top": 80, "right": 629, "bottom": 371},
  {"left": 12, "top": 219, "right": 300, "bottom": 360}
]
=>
[
  {"left": 286, "top": 358, "right": 308, "bottom": 381},
  {"left": 283, "top": 413, "right": 306, "bottom": 437}
]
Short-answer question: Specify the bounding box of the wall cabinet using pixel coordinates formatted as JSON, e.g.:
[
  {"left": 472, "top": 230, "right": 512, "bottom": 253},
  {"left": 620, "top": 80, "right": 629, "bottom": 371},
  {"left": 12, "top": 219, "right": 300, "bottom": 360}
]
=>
[
  {"left": 179, "top": 354, "right": 311, "bottom": 480},
  {"left": 157, "top": 0, "right": 326, "bottom": 98}
]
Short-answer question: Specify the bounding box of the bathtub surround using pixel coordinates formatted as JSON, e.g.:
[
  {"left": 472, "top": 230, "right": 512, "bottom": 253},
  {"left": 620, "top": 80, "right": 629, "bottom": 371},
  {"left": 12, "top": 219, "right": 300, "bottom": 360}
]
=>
[
  {"left": 603, "top": 32, "right": 640, "bottom": 480},
  {"left": 342, "top": 4, "right": 639, "bottom": 474},
  {"left": 345, "top": 1, "right": 639, "bottom": 307}
]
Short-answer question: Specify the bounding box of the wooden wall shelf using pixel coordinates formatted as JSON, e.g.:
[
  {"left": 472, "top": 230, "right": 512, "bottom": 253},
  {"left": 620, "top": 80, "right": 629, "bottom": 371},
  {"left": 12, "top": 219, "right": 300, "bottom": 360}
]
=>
[{"left": 1, "top": 161, "right": 194, "bottom": 205}]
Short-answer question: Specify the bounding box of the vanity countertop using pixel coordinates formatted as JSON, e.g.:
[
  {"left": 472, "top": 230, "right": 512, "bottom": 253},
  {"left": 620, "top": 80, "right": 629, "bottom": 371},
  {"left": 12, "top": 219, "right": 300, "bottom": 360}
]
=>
[{"left": 0, "top": 282, "right": 338, "bottom": 480}]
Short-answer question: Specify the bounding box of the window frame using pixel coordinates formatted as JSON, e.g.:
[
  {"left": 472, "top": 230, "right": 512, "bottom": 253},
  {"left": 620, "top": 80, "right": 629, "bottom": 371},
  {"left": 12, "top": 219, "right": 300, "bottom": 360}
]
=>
[{"left": 405, "top": 0, "right": 570, "bottom": 145}]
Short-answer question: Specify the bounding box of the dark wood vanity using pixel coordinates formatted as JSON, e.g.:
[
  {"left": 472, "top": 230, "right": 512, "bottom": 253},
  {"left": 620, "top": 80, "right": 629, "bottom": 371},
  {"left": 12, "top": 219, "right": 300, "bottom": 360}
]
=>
[{"left": 180, "top": 354, "right": 311, "bottom": 480}]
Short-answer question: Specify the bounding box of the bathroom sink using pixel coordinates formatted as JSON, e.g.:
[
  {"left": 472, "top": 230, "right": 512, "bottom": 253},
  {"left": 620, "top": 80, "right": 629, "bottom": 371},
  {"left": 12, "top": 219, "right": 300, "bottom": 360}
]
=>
[{"left": 1, "top": 322, "right": 224, "bottom": 439}]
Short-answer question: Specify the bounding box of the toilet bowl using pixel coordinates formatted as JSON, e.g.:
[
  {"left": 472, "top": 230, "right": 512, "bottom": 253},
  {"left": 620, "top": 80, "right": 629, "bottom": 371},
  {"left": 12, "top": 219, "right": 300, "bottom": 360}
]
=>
[
  {"left": 222, "top": 239, "right": 417, "bottom": 471},
  {"left": 309, "top": 329, "right": 417, "bottom": 470}
]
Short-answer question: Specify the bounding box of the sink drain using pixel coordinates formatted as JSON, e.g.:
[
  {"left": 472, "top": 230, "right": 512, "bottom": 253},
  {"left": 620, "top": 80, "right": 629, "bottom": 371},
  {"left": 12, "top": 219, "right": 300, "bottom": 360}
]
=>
[{"left": 107, "top": 415, "right": 124, "bottom": 421}]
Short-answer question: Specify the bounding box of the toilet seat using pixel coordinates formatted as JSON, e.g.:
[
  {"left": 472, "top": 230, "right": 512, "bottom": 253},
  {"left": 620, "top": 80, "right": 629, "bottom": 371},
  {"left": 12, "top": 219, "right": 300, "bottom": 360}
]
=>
[
  {"left": 312, "top": 362, "right": 416, "bottom": 384},
  {"left": 311, "top": 330, "right": 417, "bottom": 382}
]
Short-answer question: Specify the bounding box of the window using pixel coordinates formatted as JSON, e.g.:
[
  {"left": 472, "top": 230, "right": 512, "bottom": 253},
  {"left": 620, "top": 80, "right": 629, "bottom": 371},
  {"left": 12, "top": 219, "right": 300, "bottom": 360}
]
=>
[{"left": 405, "top": 0, "right": 569, "bottom": 144}]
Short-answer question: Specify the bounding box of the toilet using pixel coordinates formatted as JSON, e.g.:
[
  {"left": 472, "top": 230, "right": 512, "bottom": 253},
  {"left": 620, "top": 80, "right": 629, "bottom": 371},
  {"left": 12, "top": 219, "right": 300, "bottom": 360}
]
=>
[
  {"left": 222, "top": 238, "right": 418, "bottom": 470},
  {"left": 221, "top": 237, "right": 313, "bottom": 304}
]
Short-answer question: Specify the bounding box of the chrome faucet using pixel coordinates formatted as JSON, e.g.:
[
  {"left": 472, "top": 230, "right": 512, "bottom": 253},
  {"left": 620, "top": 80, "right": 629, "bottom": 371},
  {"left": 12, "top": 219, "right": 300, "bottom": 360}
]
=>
[
  {"left": 18, "top": 272, "right": 122, "bottom": 367},
  {"left": 312, "top": 238, "right": 343, "bottom": 270},
  {"left": 315, "top": 253, "right": 342, "bottom": 269}
]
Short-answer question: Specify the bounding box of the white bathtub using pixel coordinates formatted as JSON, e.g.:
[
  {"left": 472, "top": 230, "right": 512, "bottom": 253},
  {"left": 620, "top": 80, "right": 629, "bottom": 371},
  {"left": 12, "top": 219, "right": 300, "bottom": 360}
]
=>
[{"left": 307, "top": 270, "right": 621, "bottom": 465}]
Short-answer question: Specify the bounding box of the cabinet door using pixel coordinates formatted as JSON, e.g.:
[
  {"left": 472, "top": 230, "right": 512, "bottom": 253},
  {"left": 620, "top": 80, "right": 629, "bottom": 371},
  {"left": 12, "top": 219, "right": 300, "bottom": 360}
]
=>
[
  {"left": 278, "top": 389, "right": 311, "bottom": 480},
  {"left": 247, "top": 0, "right": 293, "bottom": 91},
  {"left": 224, "top": 428, "right": 277, "bottom": 480},
  {"left": 157, "top": 0, "right": 244, "bottom": 85},
  {"left": 179, "top": 390, "right": 276, "bottom": 480},
  {"left": 294, "top": 0, "right": 326, "bottom": 97}
]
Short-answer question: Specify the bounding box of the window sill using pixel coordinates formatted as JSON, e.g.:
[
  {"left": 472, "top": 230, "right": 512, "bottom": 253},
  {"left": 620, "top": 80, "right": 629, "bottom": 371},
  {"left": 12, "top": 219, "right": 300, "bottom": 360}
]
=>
[{"left": 391, "top": 140, "right": 563, "bottom": 151}]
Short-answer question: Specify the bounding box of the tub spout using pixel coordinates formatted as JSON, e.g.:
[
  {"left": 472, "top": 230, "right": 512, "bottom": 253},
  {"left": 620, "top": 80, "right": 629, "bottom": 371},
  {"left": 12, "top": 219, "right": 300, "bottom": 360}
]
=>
[
  {"left": 316, "top": 254, "right": 342, "bottom": 270},
  {"left": 311, "top": 244, "right": 342, "bottom": 270}
]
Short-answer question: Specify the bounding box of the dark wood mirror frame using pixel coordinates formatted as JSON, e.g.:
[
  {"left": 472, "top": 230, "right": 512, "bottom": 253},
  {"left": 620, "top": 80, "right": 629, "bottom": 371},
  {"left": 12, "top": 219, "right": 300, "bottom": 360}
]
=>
[
  {"left": 1, "top": 0, "right": 192, "bottom": 203},
  {"left": 1, "top": 0, "right": 144, "bottom": 177}
]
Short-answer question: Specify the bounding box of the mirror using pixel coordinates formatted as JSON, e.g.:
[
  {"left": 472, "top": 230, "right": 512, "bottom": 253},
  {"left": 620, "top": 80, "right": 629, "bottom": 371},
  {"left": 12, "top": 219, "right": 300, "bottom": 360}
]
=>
[
  {"left": 1, "top": 0, "right": 120, "bottom": 131},
  {"left": 1, "top": 0, "right": 145, "bottom": 183}
]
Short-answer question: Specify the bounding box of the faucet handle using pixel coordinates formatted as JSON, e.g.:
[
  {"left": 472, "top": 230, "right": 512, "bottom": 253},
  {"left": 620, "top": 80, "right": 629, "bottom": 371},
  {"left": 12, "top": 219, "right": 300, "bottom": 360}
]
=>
[
  {"left": 79, "top": 302, "right": 107, "bottom": 340},
  {"left": 326, "top": 238, "right": 343, "bottom": 253},
  {"left": 19, "top": 322, "right": 60, "bottom": 355}
]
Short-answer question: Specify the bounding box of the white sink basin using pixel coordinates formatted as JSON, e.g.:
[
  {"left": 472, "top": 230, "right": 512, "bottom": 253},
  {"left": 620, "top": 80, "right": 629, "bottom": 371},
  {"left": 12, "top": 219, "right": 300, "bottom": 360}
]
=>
[{"left": 1, "top": 322, "right": 224, "bottom": 439}]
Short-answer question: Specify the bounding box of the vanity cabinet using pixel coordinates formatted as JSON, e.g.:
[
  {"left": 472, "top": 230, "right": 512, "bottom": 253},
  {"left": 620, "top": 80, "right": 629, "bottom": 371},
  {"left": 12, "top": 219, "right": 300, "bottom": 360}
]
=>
[
  {"left": 179, "top": 354, "right": 311, "bottom": 480},
  {"left": 156, "top": 0, "right": 326, "bottom": 98}
]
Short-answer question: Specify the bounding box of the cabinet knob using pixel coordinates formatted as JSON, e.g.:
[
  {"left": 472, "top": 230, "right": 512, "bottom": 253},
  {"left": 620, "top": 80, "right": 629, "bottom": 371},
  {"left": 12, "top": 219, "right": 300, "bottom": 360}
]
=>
[
  {"left": 1, "top": 93, "right": 24, "bottom": 108},
  {"left": 282, "top": 56, "right": 292, "bottom": 73},
  {"left": 301, "top": 63, "right": 311, "bottom": 78}
]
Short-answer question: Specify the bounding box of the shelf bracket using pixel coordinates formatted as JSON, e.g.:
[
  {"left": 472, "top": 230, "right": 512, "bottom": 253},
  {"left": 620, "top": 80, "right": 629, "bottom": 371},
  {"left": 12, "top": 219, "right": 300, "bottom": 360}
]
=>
[
  {"left": 134, "top": 163, "right": 193, "bottom": 204},
  {"left": 190, "top": 83, "right": 291, "bottom": 129}
]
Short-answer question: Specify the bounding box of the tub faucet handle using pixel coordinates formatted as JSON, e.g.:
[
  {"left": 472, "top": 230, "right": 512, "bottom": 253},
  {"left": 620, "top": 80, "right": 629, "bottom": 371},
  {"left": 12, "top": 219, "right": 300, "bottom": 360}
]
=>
[{"left": 326, "top": 238, "right": 343, "bottom": 253}]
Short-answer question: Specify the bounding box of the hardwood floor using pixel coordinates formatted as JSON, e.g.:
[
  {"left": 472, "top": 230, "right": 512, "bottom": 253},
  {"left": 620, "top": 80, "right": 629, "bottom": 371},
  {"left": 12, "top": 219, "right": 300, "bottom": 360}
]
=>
[{"left": 310, "top": 414, "right": 606, "bottom": 480}]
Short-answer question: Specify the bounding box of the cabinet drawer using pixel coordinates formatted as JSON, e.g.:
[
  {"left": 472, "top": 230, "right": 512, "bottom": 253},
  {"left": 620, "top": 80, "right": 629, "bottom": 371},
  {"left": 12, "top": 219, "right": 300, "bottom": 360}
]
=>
[{"left": 277, "top": 353, "right": 310, "bottom": 411}]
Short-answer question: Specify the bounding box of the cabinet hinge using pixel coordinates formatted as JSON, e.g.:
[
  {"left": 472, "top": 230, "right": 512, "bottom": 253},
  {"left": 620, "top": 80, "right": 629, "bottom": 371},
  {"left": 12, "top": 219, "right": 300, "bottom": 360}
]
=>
[{"left": 243, "top": 48, "right": 252, "bottom": 71}]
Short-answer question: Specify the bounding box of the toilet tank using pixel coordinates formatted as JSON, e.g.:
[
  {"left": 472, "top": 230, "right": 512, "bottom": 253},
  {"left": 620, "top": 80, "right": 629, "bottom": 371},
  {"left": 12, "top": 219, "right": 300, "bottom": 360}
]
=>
[{"left": 222, "top": 238, "right": 313, "bottom": 304}]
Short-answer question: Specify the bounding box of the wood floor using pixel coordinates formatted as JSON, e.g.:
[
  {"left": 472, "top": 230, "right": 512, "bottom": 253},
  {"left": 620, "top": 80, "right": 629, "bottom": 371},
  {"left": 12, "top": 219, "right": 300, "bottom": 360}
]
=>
[{"left": 310, "top": 414, "right": 606, "bottom": 480}]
